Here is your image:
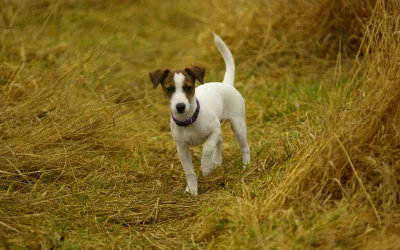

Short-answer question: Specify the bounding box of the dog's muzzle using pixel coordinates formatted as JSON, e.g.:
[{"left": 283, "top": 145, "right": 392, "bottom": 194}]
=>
[{"left": 176, "top": 103, "right": 186, "bottom": 114}]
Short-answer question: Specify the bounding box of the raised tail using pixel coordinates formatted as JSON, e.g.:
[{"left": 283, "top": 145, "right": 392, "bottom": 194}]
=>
[{"left": 213, "top": 33, "right": 235, "bottom": 86}]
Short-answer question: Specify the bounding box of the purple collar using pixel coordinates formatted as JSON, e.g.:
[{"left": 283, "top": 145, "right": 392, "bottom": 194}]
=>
[{"left": 171, "top": 99, "right": 200, "bottom": 127}]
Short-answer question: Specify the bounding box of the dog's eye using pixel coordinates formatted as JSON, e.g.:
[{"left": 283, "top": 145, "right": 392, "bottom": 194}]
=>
[
  {"left": 166, "top": 86, "right": 175, "bottom": 93},
  {"left": 183, "top": 86, "right": 192, "bottom": 92}
]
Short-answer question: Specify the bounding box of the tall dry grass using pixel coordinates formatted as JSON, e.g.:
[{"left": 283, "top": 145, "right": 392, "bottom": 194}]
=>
[
  {"left": 196, "top": 0, "right": 400, "bottom": 248},
  {"left": 1, "top": 0, "right": 399, "bottom": 248},
  {"left": 0, "top": 46, "right": 147, "bottom": 248},
  {"left": 200, "top": 0, "right": 376, "bottom": 75},
  {"left": 276, "top": 0, "right": 400, "bottom": 212}
]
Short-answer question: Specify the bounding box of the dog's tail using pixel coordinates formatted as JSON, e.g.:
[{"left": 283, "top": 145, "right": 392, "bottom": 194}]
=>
[{"left": 214, "top": 33, "right": 235, "bottom": 86}]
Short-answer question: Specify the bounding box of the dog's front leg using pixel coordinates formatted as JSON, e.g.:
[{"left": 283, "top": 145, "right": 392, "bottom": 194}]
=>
[
  {"left": 214, "top": 134, "right": 222, "bottom": 166},
  {"left": 177, "top": 145, "right": 198, "bottom": 195},
  {"left": 201, "top": 129, "right": 221, "bottom": 177}
]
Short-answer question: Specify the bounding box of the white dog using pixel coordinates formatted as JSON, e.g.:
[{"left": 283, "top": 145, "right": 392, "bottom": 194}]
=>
[{"left": 149, "top": 33, "right": 250, "bottom": 195}]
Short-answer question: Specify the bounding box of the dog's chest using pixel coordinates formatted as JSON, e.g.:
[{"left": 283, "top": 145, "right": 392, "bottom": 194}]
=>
[{"left": 172, "top": 125, "right": 209, "bottom": 146}]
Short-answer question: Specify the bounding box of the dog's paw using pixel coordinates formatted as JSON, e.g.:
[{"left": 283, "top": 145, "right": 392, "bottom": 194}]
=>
[
  {"left": 243, "top": 157, "right": 250, "bottom": 166},
  {"left": 242, "top": 150, "right": 250, "bottom": 168},
  {"left": 201, "top": 159, "right": 218, "bottom": 176},
  {"left": 184, "top": 185, "right": 198, "bottom": 195},
  {"left": 201, "top": 163, "right": 215, "bottom": 177}
]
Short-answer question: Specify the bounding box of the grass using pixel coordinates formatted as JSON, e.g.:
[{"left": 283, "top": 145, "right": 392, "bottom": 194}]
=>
[{"left": 1, "top": 0, "right": 399, "bottom": 249}]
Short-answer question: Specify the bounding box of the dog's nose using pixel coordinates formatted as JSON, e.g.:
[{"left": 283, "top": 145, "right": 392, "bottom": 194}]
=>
[{"left": 176, "top": 103, "right": 186, "bottom": 113}]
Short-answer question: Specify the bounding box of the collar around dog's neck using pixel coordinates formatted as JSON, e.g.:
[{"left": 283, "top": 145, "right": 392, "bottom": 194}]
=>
[{"left": 171, "top": 99, "right": 200, "bottom": 127}]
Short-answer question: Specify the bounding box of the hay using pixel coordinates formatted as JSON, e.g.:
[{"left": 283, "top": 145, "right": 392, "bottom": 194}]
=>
[
  {"left": 199, "top": 0, "right": 376, "bottom": 77},
  {"left": 273, "top": 0, "right": 400, "bottom": 217},
  {"left": 1, "top": 0, "right": 399, "bottom": 248}
]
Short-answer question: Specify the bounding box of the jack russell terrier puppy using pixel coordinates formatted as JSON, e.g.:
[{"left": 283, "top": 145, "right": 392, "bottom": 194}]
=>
[{"left": 149, "top": 33, "right": 250, "bottom": 195}]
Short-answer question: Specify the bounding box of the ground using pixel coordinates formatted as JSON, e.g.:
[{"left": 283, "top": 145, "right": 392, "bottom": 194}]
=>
[{"left": 1, "top": 0, "right": 399, "bottom": 249}]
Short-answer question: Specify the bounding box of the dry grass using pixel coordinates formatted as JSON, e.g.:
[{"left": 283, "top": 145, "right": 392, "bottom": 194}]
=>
[
  {"left": 0, "top": 0, "right": 399, "bottom": 249},
  {"left": 199, "top": 0, "right": 376, "bottom": 77}
]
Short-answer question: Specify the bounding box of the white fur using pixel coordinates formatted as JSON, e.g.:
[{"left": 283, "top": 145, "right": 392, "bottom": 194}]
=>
[
  {"left": 170, "top": 33, "right": 250, "bottom": 195},
  {"left": 214, "top": 32, "right": 235, "bottom": 86},
  {"left": 170, "top": 72, "right": 189, "bottom": 114}
]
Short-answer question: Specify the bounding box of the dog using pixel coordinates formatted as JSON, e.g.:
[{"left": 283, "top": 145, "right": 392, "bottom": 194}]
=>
[{"left": 149, "top": 33, "right": 250, "bottom": 195}]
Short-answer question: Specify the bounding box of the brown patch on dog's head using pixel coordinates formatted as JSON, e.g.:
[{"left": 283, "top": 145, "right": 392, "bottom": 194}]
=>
[
  {"left": 149, "top": 66, "right": 205, "bottom": 103},
  {"left": 175, "top": 70, "right": 196, "bottom": 103},
  {"left": 149, "top": 68, "right": 175, "bottom": 101},
  {"left": 185, "top": 65, "right": 205, "bottom": 85},
  {"left": 161, "top": 71, "right": 176, "bottom": 101},
  {"left": 149, "top": 68, "right": 170, "bottom": 89}
]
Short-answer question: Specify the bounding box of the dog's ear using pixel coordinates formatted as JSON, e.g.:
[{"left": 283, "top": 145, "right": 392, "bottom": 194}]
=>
[
  {"left": 185, "top": 66, "right": 205, "bottom": 85},
  {"left": 149, "top": 69, "right": 170, "bottom": 88}
]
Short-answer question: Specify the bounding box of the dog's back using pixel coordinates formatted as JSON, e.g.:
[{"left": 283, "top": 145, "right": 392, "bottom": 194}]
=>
[{"left": 196, "top": 83, "right": 245, "bottom": 121}]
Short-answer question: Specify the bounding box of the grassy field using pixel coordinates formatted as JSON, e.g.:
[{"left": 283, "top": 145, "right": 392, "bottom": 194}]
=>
[{"left": 1, "top": 0, "right": 399, "bottom": 249}]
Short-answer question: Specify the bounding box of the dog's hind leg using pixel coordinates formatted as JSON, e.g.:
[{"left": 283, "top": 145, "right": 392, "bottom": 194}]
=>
[{"left": 230, "top": 118, "right": 250, "bottom": 166}]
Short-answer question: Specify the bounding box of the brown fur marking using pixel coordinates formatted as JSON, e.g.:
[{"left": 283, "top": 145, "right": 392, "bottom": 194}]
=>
[{"left": 149, "top": 67, "right": 205, "bottom": 103}]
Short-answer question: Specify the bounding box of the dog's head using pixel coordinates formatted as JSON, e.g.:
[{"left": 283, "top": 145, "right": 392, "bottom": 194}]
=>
[{"left": 149, "top": 66, "right": 205, "bottom": 115}]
